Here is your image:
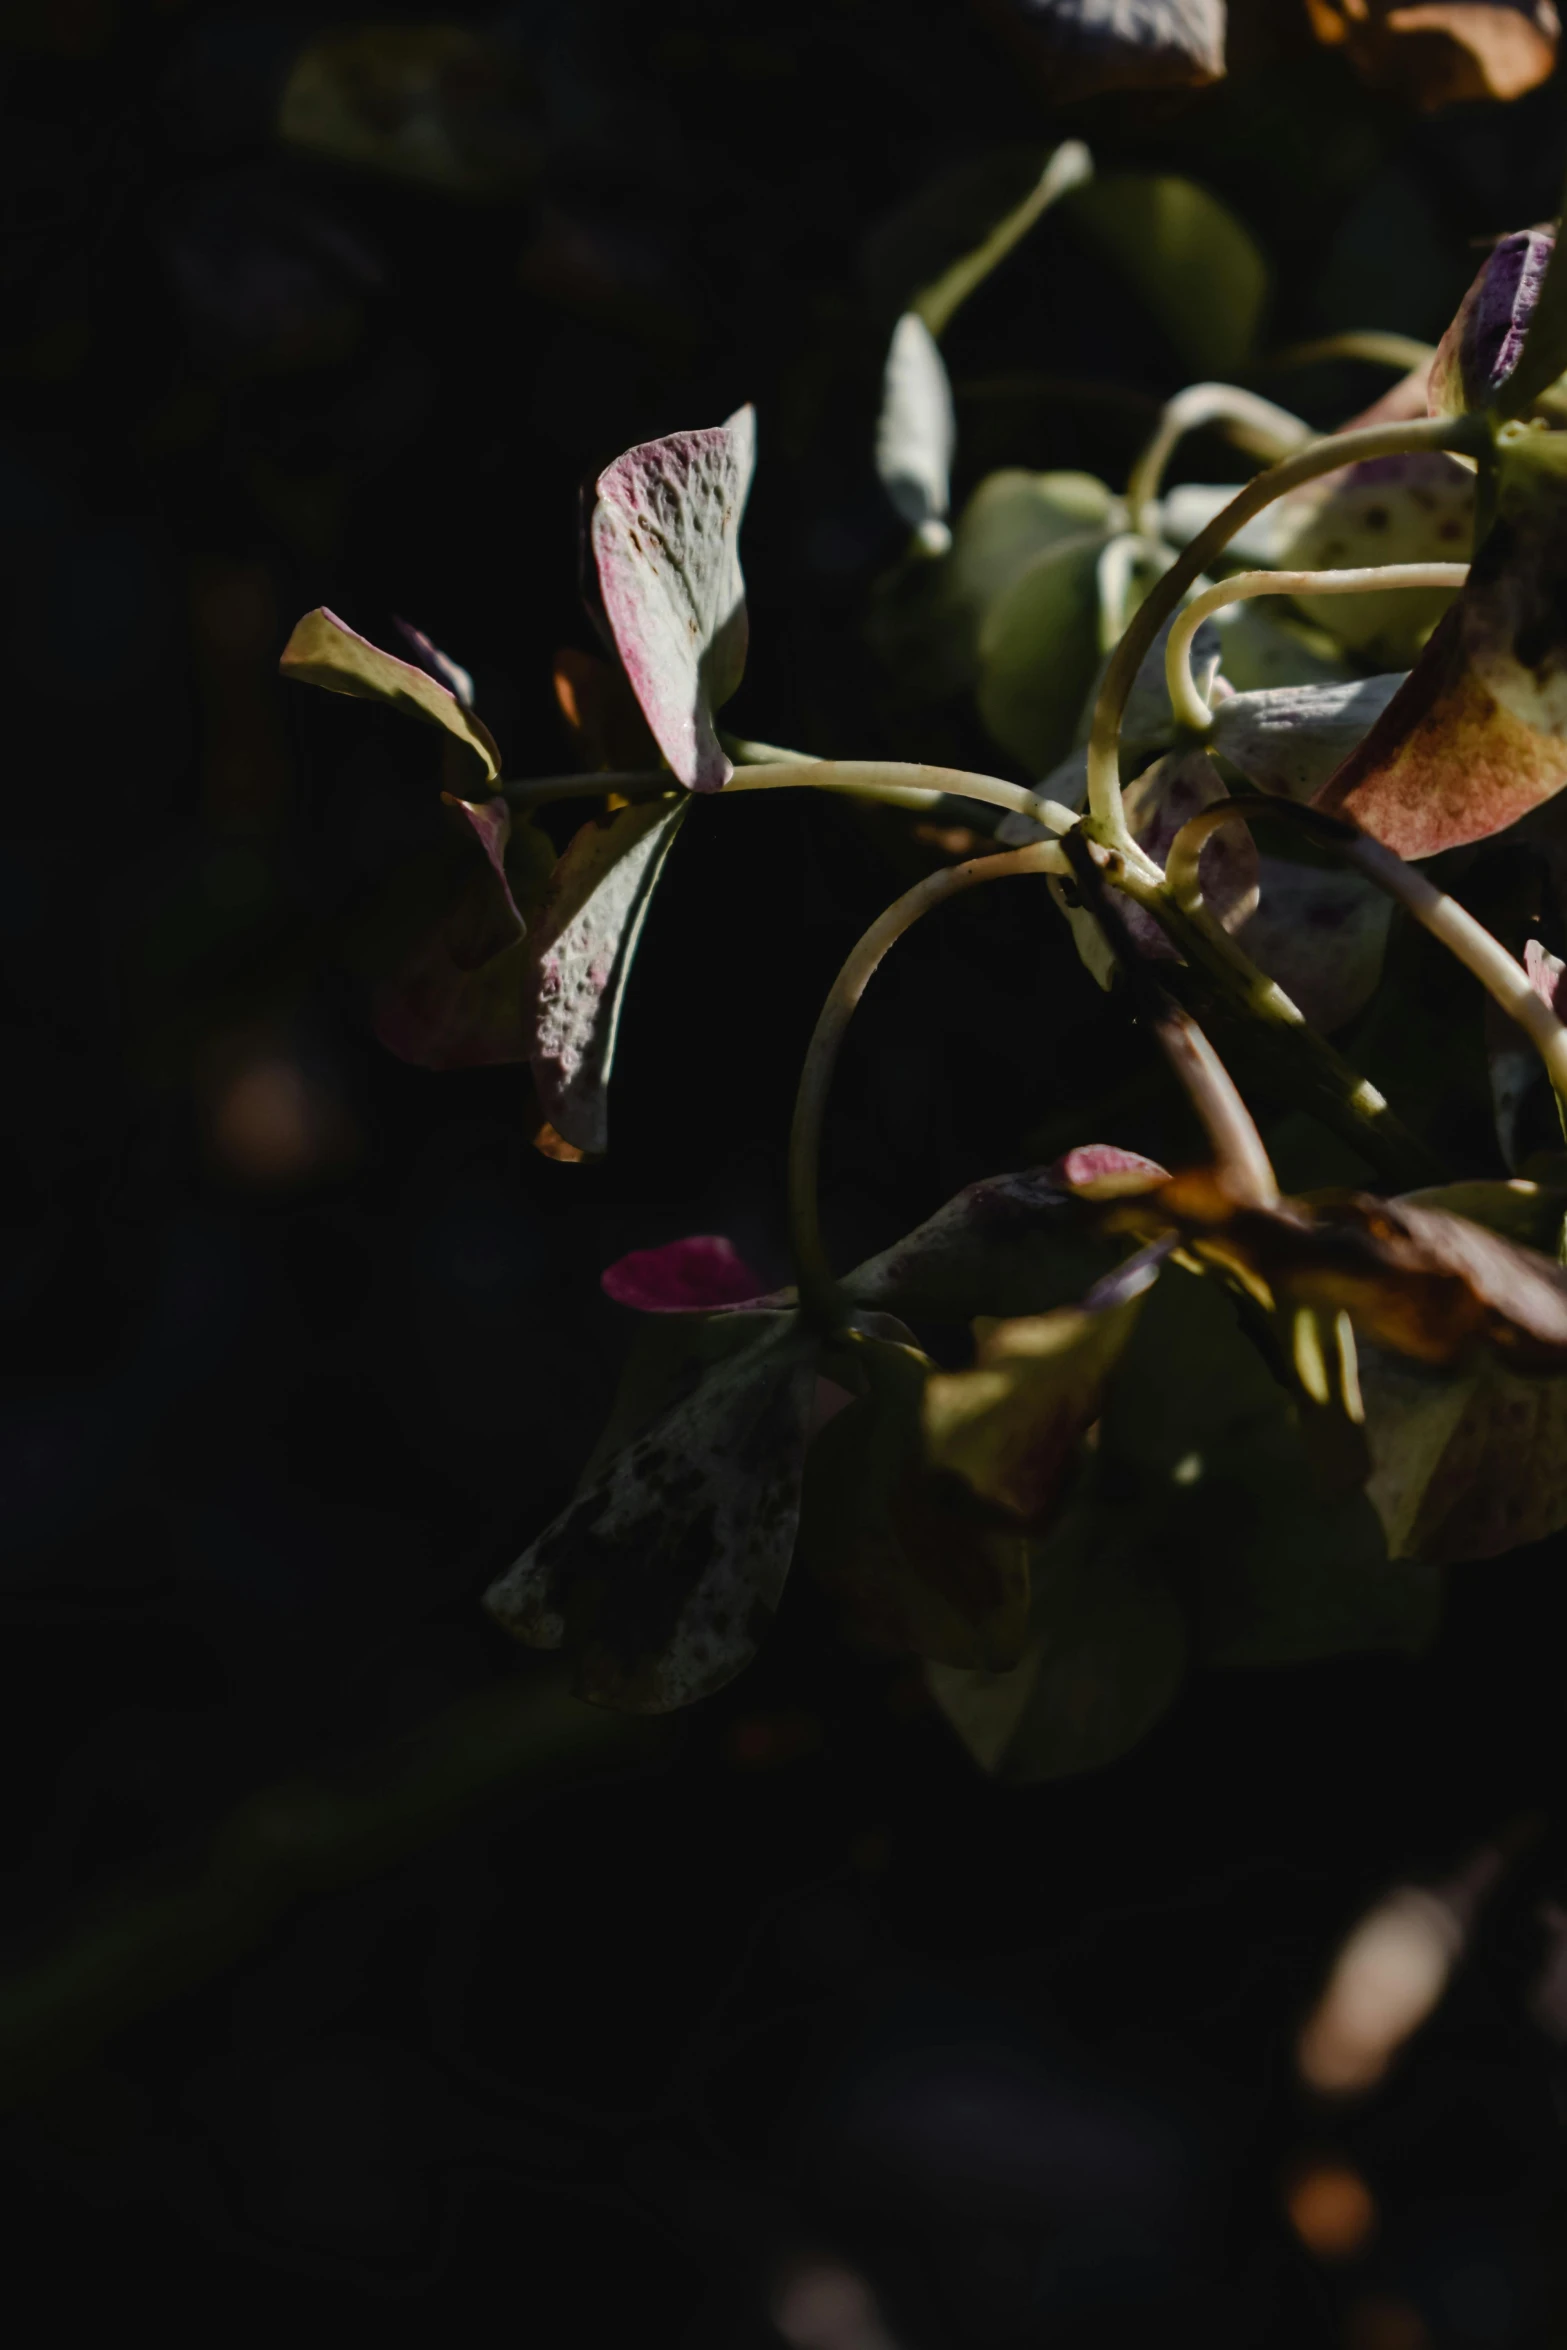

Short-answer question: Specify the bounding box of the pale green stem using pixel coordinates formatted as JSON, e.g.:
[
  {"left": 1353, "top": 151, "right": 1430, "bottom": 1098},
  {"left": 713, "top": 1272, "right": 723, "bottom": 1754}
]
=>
[
  {"left": 507, "top": 759, "right": 1082, "bottom": 839},
  {"left": 1125, "top": 382, "right": 1313, "bottom": 539},
  {"left": 789, "top": 841, "right": 1068, "bottom": 1328},
  {"left": 1266, "top": 333, "right": 1435, "bottom": 377},
  {"left": 1167, "top": 562, "right": 1469, "bottom": 731},
  {"left": 1085, "top": 412, "right": 1488, "bottom": 855},
  {"left": 1165, "top": 797, "right": 1567, "bottom": 1106}
]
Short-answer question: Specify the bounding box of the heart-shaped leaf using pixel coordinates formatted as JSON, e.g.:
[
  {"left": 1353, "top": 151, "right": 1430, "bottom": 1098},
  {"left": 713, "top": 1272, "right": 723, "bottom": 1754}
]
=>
[
  {"left": 1315, "top": 428, "right": 1567, "bottom": 855},
  {"left": 525, "top": 796, "right": 687, "bottom": 1156},
  {"left": 484, "top": 1314, "right": 815, "bottom": 1711},
  {"left": 279, "top": 607, "right": 501, "bottom": 782},
  {"left": 875, "top": 313, "right": 956, "bottom": 551},
  {"left": 590, "top": 407, "right": 756, "bottom": 793},
  {"left": 1065, "top": 171, "right": 1266, "bottom": 377}
]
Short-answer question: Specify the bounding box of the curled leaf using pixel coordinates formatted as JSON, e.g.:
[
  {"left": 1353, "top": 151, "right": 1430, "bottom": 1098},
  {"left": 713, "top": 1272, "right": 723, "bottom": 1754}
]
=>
[
  {"left": 590, "top": 407, "right": 756, "bottom": 792},
  {"left": 484, "top": 1315, "right": 815, "bottom": 1711},
  {"left": 526, "top": 796, "right": 687, "bottom": 1155},
  {"left": 601, "top": 1235, "right": 769, "bottom": 1313},
  {"left": 1429, "top": 225, "right": 1556, "bottom": 416},
  {"left": 1315, "top": 429, "right": 1567, "bottom": 854},
  {"left": 876, "top": 314, "right": 956, "bottom": 553},
  {"left": 1123, "top": 1169, "right": 1567, "bottom": 1370},
  {"left": 1303, "top": 0, "right": 1559, "bottom": 110},
  {"left": 279, "top": 607, "right": 501, "bottom": 782},
  {"left": 375, "top": 794, "right": 554, "bottom": 1070}
]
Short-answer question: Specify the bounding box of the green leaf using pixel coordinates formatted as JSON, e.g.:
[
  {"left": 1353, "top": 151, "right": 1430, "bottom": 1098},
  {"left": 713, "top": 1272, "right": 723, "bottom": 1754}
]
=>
[
  {"left": 976, "top": 533, "right": 1107, "bottom": 772},
  {"left": 279, "top": 608, "right": 502, "bottom": 783},
  {"left": 1099, "top": 1266, "right": 1439, "bottom": 1667},
  {"left": 797, "top": 1334, "right": 1032, "bottom": 1670},
  {"left": 875, "top": 314, "right": 955, "bottom": 549},
  {"left": 1065, "top": 172, "right": 1268, "bottom": 378},
  {"left": 278, "top": 25, "right": 536, "bottom": 197},
  {"left": 861, "top": 142, "right": 1092, "bottom": 337},
  {"left": 526, "top": 796, "right": 687, "bottom": 1156},
  {"left": 928, "top": 1500, "right": 1187, "bottom": 1781}
]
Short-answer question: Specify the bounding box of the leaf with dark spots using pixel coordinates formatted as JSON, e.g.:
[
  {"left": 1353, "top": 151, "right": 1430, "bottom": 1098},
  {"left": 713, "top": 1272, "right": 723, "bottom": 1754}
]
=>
[
  {"left": 1209, "top": 675, "right": 1407, "bottom": 803},
  {"left": 484, "top": 1317, "right": 815, "bottom": 1713},
  {"left": 590, "top": 408, "right": 756, "bottom": 792},
  {"left": 1119, "top": 1168, "right": 1567, "bottom": 1370},
  {"left": 374, "top": 795, "right": 556, "bottom": 1071},
  {"left": 553, "top": 647, "right": 661, "bottom": 773},
  {"left": 1430, "top": 225, "right": 1556, "bottom": 416},
  {"left": 1315, "top": 430, "right": 1567, "bottom": 855},
  {"left": 928, "top": 1499, "right": 1186, "bottom": 1780},
  {"left": 923, "top": 1245, "right": 1164, "bottom": 1525},
  {"left": 796, "top": 1333, "right": 1032, "bottom": 1670},
  {"left": 842, "top": 1156, "right": 1167, "bottom": 1323},
  {"left": 1233, "top": 842, "right": 1392, "bottom": 1034},
  {"left": 279, "top": 607, "right": 501, "bottom": 783},
  {"left": 1269, "top": 450, "right": 1473, "bottom": 666},
  {"left": 601, "top": 1235, "right": 769, "bottom": 1313},
  {"left": 526, "top": 795, "right": 687, "bottom": 1156}
]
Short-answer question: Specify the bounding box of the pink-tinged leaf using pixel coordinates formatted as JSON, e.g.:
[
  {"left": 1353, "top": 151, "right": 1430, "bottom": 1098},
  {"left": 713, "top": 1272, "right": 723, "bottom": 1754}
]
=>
[
  {"left": 484, "top": 1316, "right": 814, "bottom": 1712},
  {"left": 1316, "top": 432, "right": 1567, "bottom": 856},
  {"left": 1429, "top": 225, "right": 1555, "bottom": 417},
  {"left": 602, "top": 1235, "right": 768, "bottom": 1313},
  {"left": 1047, "top": 1144, "right": 1170, "bottom": 1196},
  {"left": 279, "top": 607, "right": 501, "bottom": 781},
  {"left": 374, "top": 795, "right": 554, "bottom": 1071},
  {"left": 1526, "top": 935, "right": 1567, "bottom": 1011},
  {"left": 590, "top": 407, "right": 756, "bottom": 792},
  {"left": 526, "top": 796, "right": 687, "bottom": 1156},
  {"left": 1234, "top": 855, "right": 1392, "bottom": 1033}
]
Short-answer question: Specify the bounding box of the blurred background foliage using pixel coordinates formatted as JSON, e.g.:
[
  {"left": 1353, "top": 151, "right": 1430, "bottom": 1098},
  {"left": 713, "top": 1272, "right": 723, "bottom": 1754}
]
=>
[{"left": 6, "top": 1, "right": 1567, "bottom": 2340}]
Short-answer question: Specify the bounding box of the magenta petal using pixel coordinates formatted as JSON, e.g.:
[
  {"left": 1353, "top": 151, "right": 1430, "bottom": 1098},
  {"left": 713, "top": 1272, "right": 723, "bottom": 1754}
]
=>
[{"left": 602, "top": 1235, "right": 768, "bottom": 1313}]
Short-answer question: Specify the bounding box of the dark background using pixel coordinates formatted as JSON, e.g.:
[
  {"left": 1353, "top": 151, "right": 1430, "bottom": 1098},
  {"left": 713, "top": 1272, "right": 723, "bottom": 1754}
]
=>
[{"left": 5, "top": 2, "right": 1567, "bottom": 2339}]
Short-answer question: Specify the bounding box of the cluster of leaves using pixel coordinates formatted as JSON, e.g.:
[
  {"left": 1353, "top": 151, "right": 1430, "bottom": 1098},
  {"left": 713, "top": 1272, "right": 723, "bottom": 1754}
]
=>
[{"left": 278, "top": 34, "right": 1567, "bottom": 1783}]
